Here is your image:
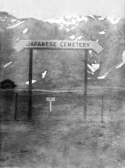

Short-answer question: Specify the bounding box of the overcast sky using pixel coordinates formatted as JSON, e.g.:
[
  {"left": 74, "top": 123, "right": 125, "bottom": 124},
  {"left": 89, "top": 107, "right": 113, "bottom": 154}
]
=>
[{"left": 0, "top": 0, "right": 125, "bottom": 20}]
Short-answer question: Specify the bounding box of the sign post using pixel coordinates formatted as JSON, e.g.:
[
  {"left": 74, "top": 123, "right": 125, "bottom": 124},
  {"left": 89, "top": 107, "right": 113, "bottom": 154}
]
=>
[
  {"left": 14, "top": 40, "right": 103, "bottom": 122},
  {"left": 28, "top": 49, "right": 33, "bottom": 120},
  {"left": 14, "top": 92, "right": 18, "bottom": 120},
  {"left": 84, "top": 50, "right": 88, "bottom": 122},
  {"left": 101, "top": 94, "right": 104, "bottom": 123},
  {"left": 46, "top": 97, "right": 55, "bottom": 112}
]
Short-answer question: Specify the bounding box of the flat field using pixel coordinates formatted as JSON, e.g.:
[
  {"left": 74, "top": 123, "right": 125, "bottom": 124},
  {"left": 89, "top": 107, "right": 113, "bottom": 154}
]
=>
[{"left": 0, "top": 89, "right": 125, "bottom": 168}]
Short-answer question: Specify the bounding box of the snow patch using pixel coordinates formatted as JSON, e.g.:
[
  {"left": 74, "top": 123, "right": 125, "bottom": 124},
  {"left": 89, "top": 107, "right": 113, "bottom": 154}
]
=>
[
  {"left": 70, "top": 24, "right": 78, "bottom": 30},
  {"left": 64, "top": 15, "right": 83, "bottom": 23},
  {"left": 42, "top": 71, "right": 47, "bottom": 78},
  {"left": 3, "top": 62, "right": 12, "bottom": 68},
  {"left": 116, "top": 50, "right": 125, "bottom": 69},
  {"left": 122, "top": 50, "right": 125, "bottom": 62},
  {"left": 77, "top": 17, "right": 84, "bottom": 22},
  {"left": 99, "top": 31, "right": 105, "bottom": 34},
  {"left": 98, "top": 17, "right": 105, "bottom": 20},
  {"left": 74, "top": 36, "right": 83, "bottom": 41},
  {"left": 23, "top": 28, "right": 28, "bottom": 34},
  {"left": 107, "top": 17, "right": 121, "bottom": 24},
  {"left": 83, "top": 16, "right": 88, "bottom": 22},
  {"left": 92, "top": 64, "right": 100, "bottom": 71},
  {"left": 77, "top": 36, "right": 83, "bottom": 39},
  {"left": 116, "top": 62, "right": 125, "bottom": 69},
  {"left": 89, "top": 50, "right": 92, "bottom": 54},
  {"left": 44, "top": 18, "right": 62, "bottom": 25},
  {"left": 71, "top": 26, "right": 75, "bottom": 30},
  {"left": 89, "top": 15, "right": 96, "bottom": 19},
  {"left": 69, "top": 35, "right": 75, "bottom": 39},
  {"left": 7, "top": 20, "right": 25, "bottom": 29},
  {"left": 11, "top": 19, "right": 17, "bottom": 22},
  {"left": 87, "top": 64, "right": 95, "bottom": 73},
  {"left": 44, "top": 15, "right": 88, "bottom": 26},
  {"left": 97, "top": 74, "right": 107, "bottom": 79},
  {"left": 87, "top": 71, "right": 94, "bottom": 75},
  {"left": 25, "top": 80, "right": 37, "bottom": 85},
  {"left": 66, "top": 28, "right": 70, "bottom": 32},
  {"left": 88, "top": 64, "right": 100, "bottom": 73},
  {"left": 64, "top": 15, "right": 72, "bottom": 19}
]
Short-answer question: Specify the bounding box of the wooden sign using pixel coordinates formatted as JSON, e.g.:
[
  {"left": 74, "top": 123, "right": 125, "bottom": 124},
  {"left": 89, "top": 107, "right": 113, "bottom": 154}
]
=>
[
  {"left": 14, "top": 40, "right": 103, "bottom": 53},
  {"left": 14, "top": 39, "right": 103, "bottom": 121},
  {"left": 46, "top": 97, "right": 55, "bottom": 102}
]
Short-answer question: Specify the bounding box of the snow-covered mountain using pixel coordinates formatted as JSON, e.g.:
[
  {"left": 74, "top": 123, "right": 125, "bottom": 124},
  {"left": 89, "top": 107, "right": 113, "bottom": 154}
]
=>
[{"left": 0, "top": 12, "right": 125, "bottom": 89}]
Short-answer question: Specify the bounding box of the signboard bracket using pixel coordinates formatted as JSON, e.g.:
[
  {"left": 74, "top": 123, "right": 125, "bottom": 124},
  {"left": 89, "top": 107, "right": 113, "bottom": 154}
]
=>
[{"left": 28, "top": 49, "right": 33, "bottom": 120}]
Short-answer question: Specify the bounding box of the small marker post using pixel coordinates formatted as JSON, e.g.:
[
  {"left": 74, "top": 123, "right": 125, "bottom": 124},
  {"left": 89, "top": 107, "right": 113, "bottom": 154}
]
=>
[
  {"left": 46, "top": 97, "right": 55, "bottom": 112},
  {"left": 101, "top": 94, "right": 104, "bottom": 123},
  {"left": 83, "top": 50, "right": 88, "bottom": 122},
  {"left": 50, "top": 101, "right": 52, "bottom": 112},
  {"left": 28, "top": 49, "right": 33, "bottom": 120}
]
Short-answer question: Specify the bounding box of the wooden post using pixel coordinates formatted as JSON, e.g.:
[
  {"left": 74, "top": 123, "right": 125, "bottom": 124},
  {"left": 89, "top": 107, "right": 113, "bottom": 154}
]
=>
[
  {"left": 84, "top": 50, "right": 88, "bottom": 122},
  {"left": 50, "top": 101, "right": 52, "bottom": 112},
  {"left": 101, "top": 95, "right": 104, "bottom": 123},
  {"left": 14, "top": 92, "right": 18, "bottom": 120},
  {"left": 28, "top": 49, "right": 33, "bottom": 120}
]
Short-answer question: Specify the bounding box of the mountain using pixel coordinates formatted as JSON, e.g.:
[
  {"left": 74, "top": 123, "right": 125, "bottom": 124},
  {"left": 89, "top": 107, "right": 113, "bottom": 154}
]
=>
[{"left": 0, "top": 12, "right": 125, "bottom": 90}]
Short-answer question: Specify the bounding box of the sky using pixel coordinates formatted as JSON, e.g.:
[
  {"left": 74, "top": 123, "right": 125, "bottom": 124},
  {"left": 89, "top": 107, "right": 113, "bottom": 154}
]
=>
[{"left": 0, "top": 0, "right": 125, "bottom": 20}]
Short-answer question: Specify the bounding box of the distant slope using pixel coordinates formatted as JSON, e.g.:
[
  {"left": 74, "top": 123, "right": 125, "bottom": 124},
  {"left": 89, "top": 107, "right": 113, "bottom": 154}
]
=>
[{"left": 0, "top": 12, "right": 125, "bottom": 89}]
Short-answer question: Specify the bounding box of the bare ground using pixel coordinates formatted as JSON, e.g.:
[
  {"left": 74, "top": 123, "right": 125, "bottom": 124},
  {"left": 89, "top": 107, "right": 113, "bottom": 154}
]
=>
[{"left": 0, "top": 91, "right": 125, "bottom": 168}]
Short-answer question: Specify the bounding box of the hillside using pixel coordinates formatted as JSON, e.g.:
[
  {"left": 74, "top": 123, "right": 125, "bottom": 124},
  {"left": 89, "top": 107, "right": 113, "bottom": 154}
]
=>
[{"left": 0, "top": 12, "right": 125, "bottom": 90}]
